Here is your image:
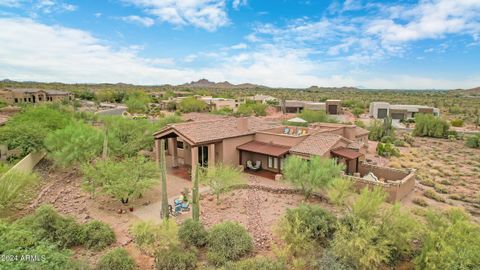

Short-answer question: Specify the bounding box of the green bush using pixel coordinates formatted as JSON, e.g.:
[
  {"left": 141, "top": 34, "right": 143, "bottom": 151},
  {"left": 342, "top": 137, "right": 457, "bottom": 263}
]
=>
[
  {"left": 237, "top": 102, "right": 267, "bottom": 116},
  {"left": 450, "top": 118, "right": 464, "bottom": 127},
  {"left": 178, "top": 97, "right": 207, "bottom": 113},
  {"left": 155, "top": 245, "right": 197, "bottom": 270},
  {"left": 415, "top": 209, "right": 480, "bottom": 269},
  {"left": 131, "top": 219, "right": 179, "bottom": 254},
  {"left": 96, "top": 248, "right": 136, "bottom": 270},
  {"left": 207, "top": 221, "right": 253, "bottom": 266},
  {"left": 26, "top": 205, "right": 83, "bottom": 248},
  {"left": 368, "top": 117, "right": 394, "bottom": 141},
  {"left": 298, "top": 110, "right": 336, "bottom": 123},
  {"left": 283, "top": 204, "right": 337, "bottom": 247},
  {"left": 224, "top": 257, "right": 287, "bottom": 270},
  {"left": 81, "top": 220, "right": 115, "bottom": 250},
  {"left": 424, "top": 190, "right": 446, "bottom": 203},
  {"left": 178, "top": 219, "right": 207, "bottom": 247},
  {"left": 413, "top": 114, "right": 450, "bottom": 138},
  {"left": 465, "top": 134, "right": 480, "bottom": 148},
  {"left": 317, "top": 251, "right": 353, "bottom": 270},
  {"left": 376, "top": 142, "right": 400, "bottom": 157}
]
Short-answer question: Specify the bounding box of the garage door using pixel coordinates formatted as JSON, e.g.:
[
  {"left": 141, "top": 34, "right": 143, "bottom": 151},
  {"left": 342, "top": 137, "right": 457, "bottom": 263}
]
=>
[
  {"left": 391, "top": 113, "right": 405, "bottom": 120},
  {"left": 377, "top": 108, "right": 388, "bottom": 118}
]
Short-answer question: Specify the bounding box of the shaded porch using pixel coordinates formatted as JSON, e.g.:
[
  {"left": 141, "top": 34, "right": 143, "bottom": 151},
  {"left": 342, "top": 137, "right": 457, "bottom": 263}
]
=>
[
  {"left": 237, "top": 141, "right": 290, "bottom": 175},
  {"left": 331, "top": 147, "right": 363, "bottom": 175}
]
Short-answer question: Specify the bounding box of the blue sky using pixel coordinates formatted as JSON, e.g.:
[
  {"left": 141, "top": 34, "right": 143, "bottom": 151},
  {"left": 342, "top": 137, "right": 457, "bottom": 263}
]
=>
[{"left": 0, "top": 0, "right": 479, "bottom": 89}]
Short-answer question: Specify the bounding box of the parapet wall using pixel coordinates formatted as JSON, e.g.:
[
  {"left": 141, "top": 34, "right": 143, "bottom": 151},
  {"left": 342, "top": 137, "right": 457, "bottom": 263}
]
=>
[{"left": 346, "top": 163, "right": 416, "bottom": 202}]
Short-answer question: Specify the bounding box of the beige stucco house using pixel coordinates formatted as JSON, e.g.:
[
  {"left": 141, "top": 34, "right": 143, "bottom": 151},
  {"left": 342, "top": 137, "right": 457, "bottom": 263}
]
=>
[
  {"left": 154, "top": 117, "right": 369, "bottom": 176},
  {"left": 0, "top": 88, "right": 74, "bottom": 104}
]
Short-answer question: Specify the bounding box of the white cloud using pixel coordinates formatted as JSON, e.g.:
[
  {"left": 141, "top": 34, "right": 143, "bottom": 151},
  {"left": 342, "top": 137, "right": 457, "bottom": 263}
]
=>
[
  {"left": 230, "top": 43, "right": 247, "bottom": 49},
  {"left": 0, "top": 0, "right": 23, "bottom": 7},
  {"left": 232, "top": 0, "right": 247, "bottom": 10},
  {"left": 121, "top": 15, "right": 155, "bottom": 27},
  {"left": 124, "top": 0, "right": 228, "bottom": 31},
  {"left": 0, "top": 17, "right": 479, "bottom": 89},
  {"left": 34, "top": 0, "right": 77, "bottom": 13}
]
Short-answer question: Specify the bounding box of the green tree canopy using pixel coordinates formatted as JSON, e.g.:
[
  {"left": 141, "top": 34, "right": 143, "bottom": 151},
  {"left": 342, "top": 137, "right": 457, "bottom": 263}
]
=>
[
  {"left": 200, "top": 164, "right": 245, "bottom": 204},
  {"left": 125, "top": 91, "right": 151, "bottom": 113},
  {"left": 282, "top": 155, "right": 344, "bottom": 199},
  {"left": 413, "top": 113, "right": 450, "bottom": 138},
  {"left": 81, "top": 156, "right": 158, "bottom": 204},
  {"left": 178, "top": 97, "right": 208, "bottom": 113},
  {"left": 44, "top": 121, "right": 104, "bottom": 167}
]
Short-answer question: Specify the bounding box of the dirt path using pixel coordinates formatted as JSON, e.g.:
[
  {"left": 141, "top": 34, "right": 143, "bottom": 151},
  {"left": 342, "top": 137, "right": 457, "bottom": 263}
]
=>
[{"left": 245, "top": 186, "right": 271, "bottom": 251}]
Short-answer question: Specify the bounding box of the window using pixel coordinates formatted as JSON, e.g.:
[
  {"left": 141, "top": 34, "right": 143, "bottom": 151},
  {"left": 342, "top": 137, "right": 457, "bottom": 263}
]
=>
[
  {"left": 268, "top": 156, "right": 278, "bottom": 169},
  {"left": 176, "top": 140, "right": 184, "bottom": 149},
  {"left": 280, "top": 158, "right": 284, "bottom": 170},
  {"left": 14, "top": 98, "right": 18, "bottom": 103}
]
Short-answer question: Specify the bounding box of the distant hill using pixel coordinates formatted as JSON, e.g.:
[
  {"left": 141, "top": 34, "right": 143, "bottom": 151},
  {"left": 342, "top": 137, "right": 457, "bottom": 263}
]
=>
[
  {"left": 452, "top": 86, "right": 480, "bottom": 96},
  {"left": 180, "top": 79, "right": 264, "bottom": 89}
]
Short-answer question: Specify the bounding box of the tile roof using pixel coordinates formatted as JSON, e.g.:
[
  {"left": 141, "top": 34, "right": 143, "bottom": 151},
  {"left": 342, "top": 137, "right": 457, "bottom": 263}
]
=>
[
  {"left": 154, "top": 117, "right": 280, "bottom": 145},
  {"left": 237, "top": 141, "right": 290, "bottom": 156},
  {"left": 331, "top": 147, "right": 363, "bottom": 160},
  {"left": 289, "top": 133, "right": 349, "bottom": 156},
  {"left": 4, "top": 88, "right": 70, "bottom": 95}
]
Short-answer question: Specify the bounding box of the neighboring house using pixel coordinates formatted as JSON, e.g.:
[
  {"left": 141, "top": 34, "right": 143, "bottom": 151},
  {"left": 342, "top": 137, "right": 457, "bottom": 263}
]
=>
[
  {"left": 245, "top": 94, "right": 278, "bottom": 104},
  {"left": 279, "top": 99, "right": 342, "bottom": 114},
  {"left": 369, "top": 102, "right": 440, "bottom": 120},
  {"left": 0, "top": 88, "right": 74, "bottom": 104},
  {"left": 154, "top": 117, "right": 368, "bottom": 176},
  {"left": 200, "top": 97, "right": 241, "bottom": 111}
]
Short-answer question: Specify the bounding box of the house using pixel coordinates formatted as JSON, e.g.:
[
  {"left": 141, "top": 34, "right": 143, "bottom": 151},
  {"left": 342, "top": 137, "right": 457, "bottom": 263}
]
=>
[
  {"left": 153, "top": 117, "right": 415, "bottom": 202},
  {"left": 369, "top": 102, "right": 440, "bottom": 120},
  {"left": 154, "top": 117, "right": 368, "bottom": 176},
  {"left": 200, "top": 97, "right": 241, "bottom": 111},
  {"left": 0, "top": 88, "right": 74, "bottom": 104},
  {"left": 279, "top": 99, "right": 342, "bottom": 114},
  {"left": 245, "top": 94, "right": 278, "bottom": 104}
]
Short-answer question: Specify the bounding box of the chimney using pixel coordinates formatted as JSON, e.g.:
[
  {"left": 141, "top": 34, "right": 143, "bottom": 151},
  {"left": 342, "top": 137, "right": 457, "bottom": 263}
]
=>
[
  {"left": 237, "top": 117, "right": 249, "bottom": 132},
  {"left": 344, "top": 125, "right": 356, "bottom": 140}
]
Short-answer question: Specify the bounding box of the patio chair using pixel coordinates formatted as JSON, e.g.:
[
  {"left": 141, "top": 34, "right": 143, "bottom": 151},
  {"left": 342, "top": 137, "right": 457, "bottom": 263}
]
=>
[
  {"left": 246, "top": 160, "right": 261, "bottom": 171},
  {"left": 283, "top": 127, "right": 290, "bottom": 134}
]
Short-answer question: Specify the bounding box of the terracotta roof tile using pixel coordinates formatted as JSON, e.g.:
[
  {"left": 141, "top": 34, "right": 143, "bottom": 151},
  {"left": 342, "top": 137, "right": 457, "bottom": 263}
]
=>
[
  {"left": 154, "top": 117, "right": 279, "bottom": 145},
  {"left": 237, "top": 141, "right": 290, "bottom": 156},
  {"left": 289, "top": 133, "right": 349, "bottom": 156}
]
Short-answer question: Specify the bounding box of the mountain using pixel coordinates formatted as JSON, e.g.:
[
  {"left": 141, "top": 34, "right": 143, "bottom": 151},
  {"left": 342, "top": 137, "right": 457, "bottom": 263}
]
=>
[{"left": 180, "top": 79, "right": 264, "bottom": 89}]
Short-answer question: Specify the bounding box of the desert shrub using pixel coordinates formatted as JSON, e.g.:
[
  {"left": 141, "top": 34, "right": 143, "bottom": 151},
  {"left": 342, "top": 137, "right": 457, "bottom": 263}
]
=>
[
  {"left": 283, "top": 204, "right": 337, "bottom": 247},
  {"left": 352, "top": 106, "right": 364, "bottom": 117},
  {"left": 124, "top": 91, "right": 150, "bottom": 113},
  {"left": 368, "top": 117, "right": 394, "bottom": 141},
  {"left": 380, "top": 135, "right": 394, "bottom": 144},
  {"left": 450, "top": 118, "right": 464, "bottom": 127},
  {"left": 412, "top": 198, "right": 428, "bottom": 207},
  {"left": 81, "top": 220, "right": 115, "bottom": 250},
  {"left": 418, "top": 178, "right": 435, "bottom": 187},
  {"left": 178, "top": 219, "right": 208, "bottom": 247},
  {"left": 26, "top": 205, "right": 83, "bottom": 248},
  {"left": 283, "top": 155, "right": 344, "bottom": 199},
  {"left": 207, "top": 221, "right": 253, "bottom": 266},
  {"left": 0, "top": 171, "right": 39, "bottom": 210},
  {"left": 178, "top": 97, "right": 207, "bottom": 113},
  {"left": 415, "top": 209, "right": 480, "bottom": 269},
  {"left": 393, "top": 139, "right": 406, "bottom": 147},
  {"left": 434, "top": 184, "right": 449, "bottom": 194},
  {"left": 131, "top": 219, "right": 179, "bottom": 254},
  {"left": 317, "top": 250, "right": 353, "bottom": 270},
  {"left": 155, "top": 245, "right": 197, "bottom": 270},
  {"left": 224, "top": 257, "right": 287, "bottom": 270},
  {"left": 424, "top": 189, "right": 446, "bottom": 202},
  {"left": 413, "top": 114, "right": 450, "bottom": 138},
  {"left": 376, "top": 142, "right": 400, "bottom": 157},
  {"left": 96, "top": 248, "right": 136, "bottom": 270},
  {"left": 465, "top": 134, "right": 480, "bottom": 148},
  {"left": 354, "top": 119, "right": 366, "bottom": 128},
  {"left": 327, "top": 178, "right": 353, "bottom": 206},
  {"left": 402, "top": 133, "right": 415, "bottom": 145},
  {"left": 298, "top": 109, "right": 336, "bottom": 123}
]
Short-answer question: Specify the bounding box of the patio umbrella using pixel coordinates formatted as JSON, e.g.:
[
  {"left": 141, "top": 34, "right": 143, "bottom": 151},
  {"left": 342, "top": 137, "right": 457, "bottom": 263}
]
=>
[{"left": 286, "top": 117, "right": 307, "bottom": 123}]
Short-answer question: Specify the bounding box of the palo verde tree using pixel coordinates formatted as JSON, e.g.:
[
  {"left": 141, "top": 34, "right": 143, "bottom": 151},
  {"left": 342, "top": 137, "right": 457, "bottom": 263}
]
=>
[
  {"left": 282, "top": 155, "right": 344, "bottom": 199},
  {"left": 44, "top": 121, "right": 104, "bottom": 167},
  {"left": 81, "top": 156, "right": 158, "bottom": 204},
  {"left": 200, "top": 164, "right": 245, "bottom": 204}
]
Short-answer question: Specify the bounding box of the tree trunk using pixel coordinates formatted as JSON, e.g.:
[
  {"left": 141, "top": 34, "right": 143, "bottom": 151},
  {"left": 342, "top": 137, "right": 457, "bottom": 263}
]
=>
[
  {"left": 102, "top": 126, "right": 108, "bottom": 159},
  {"left": 160, "top": 139, "right": 169, "bottom": 220},
  {"left": 192, "top": 164, "right": 200, "bottom": 221}
]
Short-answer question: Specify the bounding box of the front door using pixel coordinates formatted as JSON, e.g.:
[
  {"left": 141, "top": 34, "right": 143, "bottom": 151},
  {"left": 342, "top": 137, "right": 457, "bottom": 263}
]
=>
[
  {"left": 328, "top": 104, "right": 338, "bottom": 114},
  {"left": 198, "top": 146, "right": 208, "bottom": 167}
]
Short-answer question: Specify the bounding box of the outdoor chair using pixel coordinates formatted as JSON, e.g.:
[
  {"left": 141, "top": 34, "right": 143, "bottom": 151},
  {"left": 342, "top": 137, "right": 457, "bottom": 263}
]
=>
[{"left": 246, "top": 160, "right": 261, "bottom": 171}]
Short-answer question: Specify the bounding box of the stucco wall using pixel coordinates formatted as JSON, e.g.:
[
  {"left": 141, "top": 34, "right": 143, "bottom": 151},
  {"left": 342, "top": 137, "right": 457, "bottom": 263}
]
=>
[
  {"left": 1, "top": 152, "right": 45, "bottom": 178},
  {"left": 222, "top": 135, "right": 254, "bottom": 166},
  {"left": 254, "top": 132, "right": 306, "bottom": 147}
]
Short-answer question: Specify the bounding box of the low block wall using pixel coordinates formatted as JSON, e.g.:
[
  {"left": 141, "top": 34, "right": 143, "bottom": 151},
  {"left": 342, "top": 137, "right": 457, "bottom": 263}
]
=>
[
  {"left": 346, "top": 163, "right": 416, "bottom": 202},
  {"left": 2, "top": 151, "right": 46, "bottom": 176}
]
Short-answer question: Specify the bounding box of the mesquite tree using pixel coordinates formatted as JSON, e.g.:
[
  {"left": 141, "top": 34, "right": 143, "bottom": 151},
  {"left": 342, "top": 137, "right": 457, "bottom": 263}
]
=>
[{"left": 160, "top": 139, "right": 169, "bottom": 220}]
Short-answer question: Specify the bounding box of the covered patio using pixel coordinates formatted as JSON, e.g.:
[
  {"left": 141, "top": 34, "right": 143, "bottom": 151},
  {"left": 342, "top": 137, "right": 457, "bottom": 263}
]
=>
[
  {"left": 237, "top": 141, "right": 290, "bottom": 174},
  {"left": 331, "top": 147, "right": 363, "bottom": 175}
]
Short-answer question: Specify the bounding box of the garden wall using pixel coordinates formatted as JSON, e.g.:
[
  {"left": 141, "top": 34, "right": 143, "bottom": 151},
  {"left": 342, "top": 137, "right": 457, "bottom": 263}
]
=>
[
  {"left": 346, "top": 163, "right": 416, "bottom": 202},
  {"left": 2, "top": 151, "right": 46, "bottom": 176}
]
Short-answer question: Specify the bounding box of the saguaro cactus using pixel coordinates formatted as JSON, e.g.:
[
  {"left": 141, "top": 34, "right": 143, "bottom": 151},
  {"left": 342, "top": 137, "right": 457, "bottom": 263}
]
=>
[
  {"left": 160, "top": 139, "right": 169, "bottom": 220},
  {"left": 192, "top": 164, "right": 200, "bottom": 221}
]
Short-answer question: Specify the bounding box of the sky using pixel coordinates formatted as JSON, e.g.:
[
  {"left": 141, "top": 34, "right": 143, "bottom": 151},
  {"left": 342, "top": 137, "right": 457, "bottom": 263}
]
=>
[{"left": 0, "top": 0, "right": 480, "bottom": 89}]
